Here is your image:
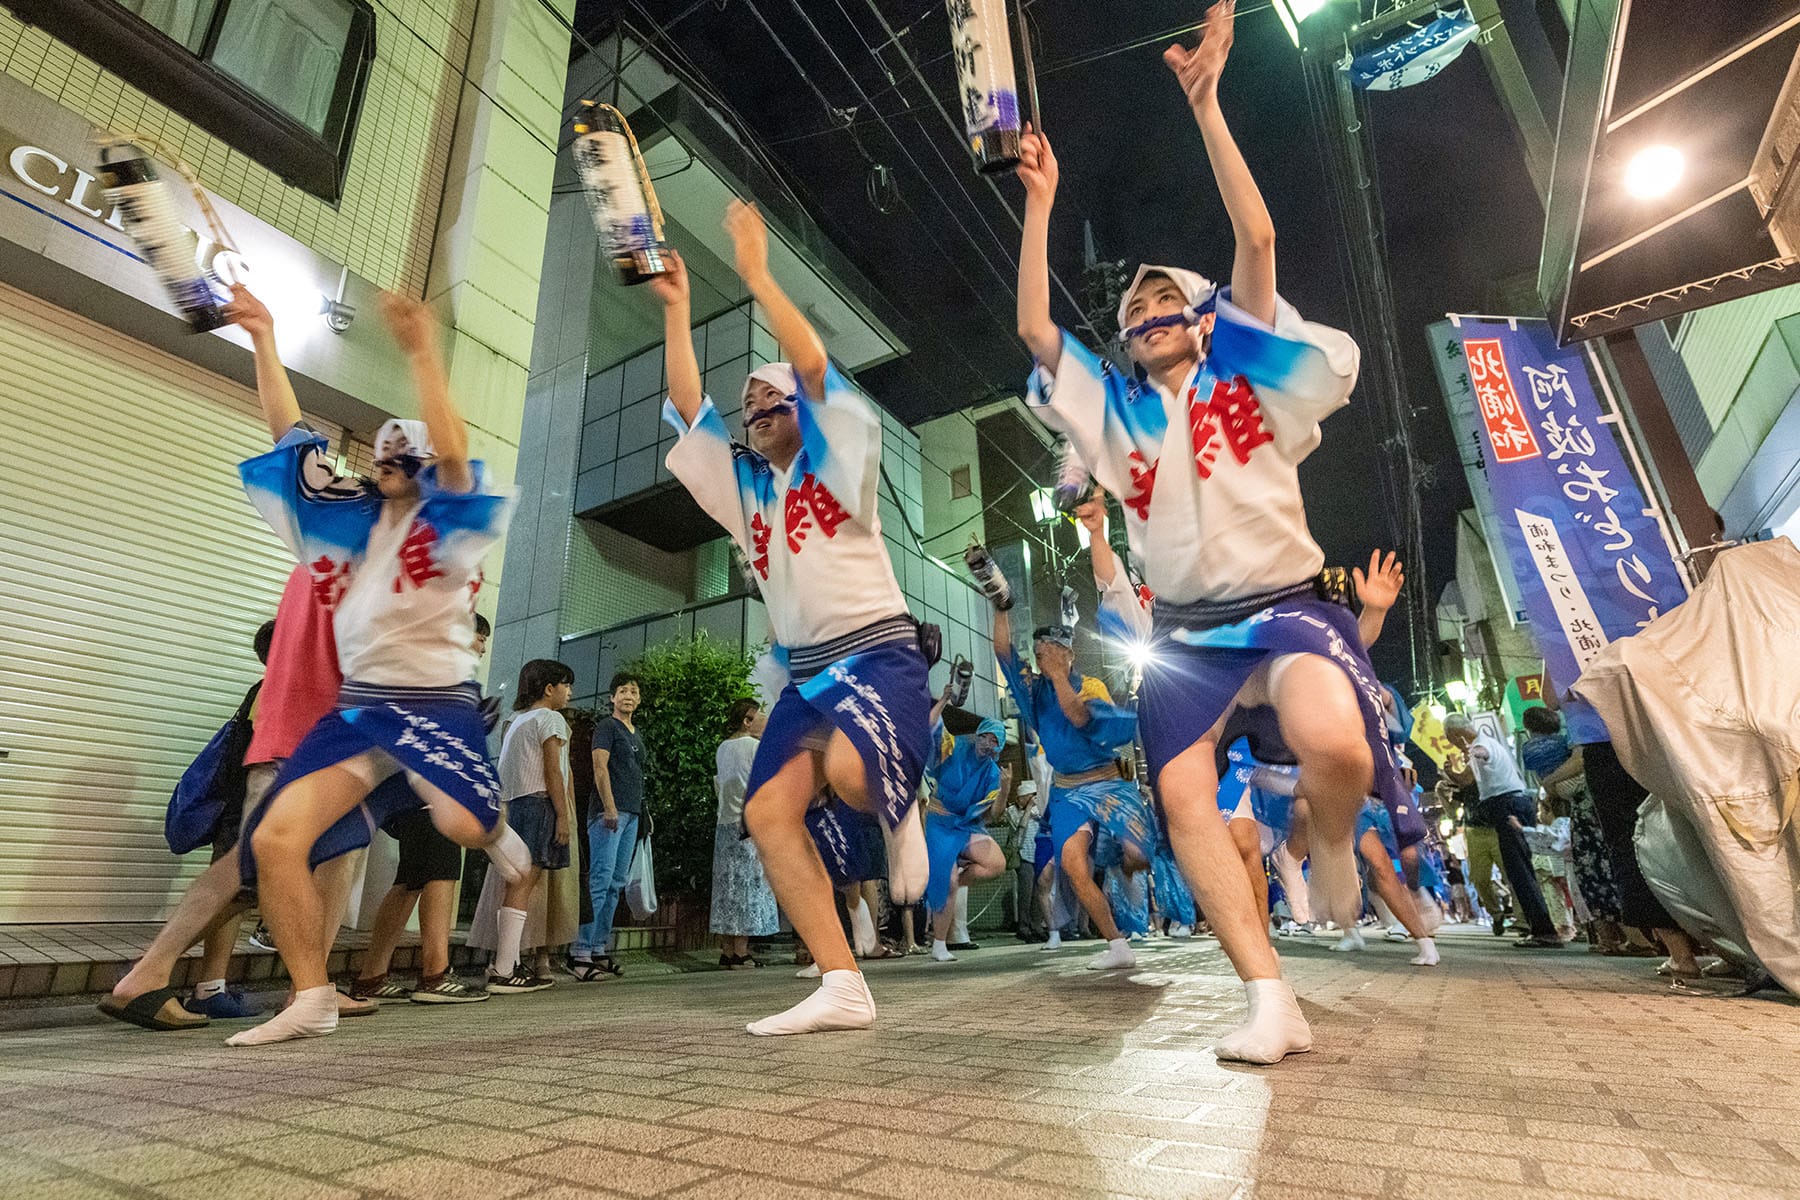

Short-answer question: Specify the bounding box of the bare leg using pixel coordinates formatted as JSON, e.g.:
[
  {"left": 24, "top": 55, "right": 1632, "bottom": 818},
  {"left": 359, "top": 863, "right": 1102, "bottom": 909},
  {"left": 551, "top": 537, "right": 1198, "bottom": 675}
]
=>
[
  {"left": 227, "top": 765, "right": 373, "bottom": 1046},
  {"left": 114, "top": 854, "right": 253, "bottom": 1002},
  {"left": 1158, "top": 744, "right": 1279, "bottom": 980},
  {"left": 1157, "top": 739, "right": 1308, "bottom": 1064},
  {"left": 359, "top": 886, "right": 423, "bottom": 982},
  {"left": 1360, "top": 832, "right": 1432, "bottom": 941},
  {"left": 417, "top": 878, "right": 454, "bottom": 978},
  {"left": 1267, "top": 656, "right": 1373, "bottom": 928},
  {"left": 1229, "top": 817, "right": 1269, "bottom": 924},
  {"left": 1059, "top": 830, "right": 1123, "bottom": 943},
  {"left": 744, "top": 746, "right": 875, "bottom": 1035}
]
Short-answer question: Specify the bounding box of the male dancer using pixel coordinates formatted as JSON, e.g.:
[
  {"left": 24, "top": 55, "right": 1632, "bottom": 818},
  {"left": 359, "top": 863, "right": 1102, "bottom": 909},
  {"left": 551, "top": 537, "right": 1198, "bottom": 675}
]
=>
[
  {"left": 1014, "top": 0, "right": 1406, "bottom": 1062},
  {"left": 658, "top": 201, "right": 931, "bottom": 1035},
  {"left": 227, "top": 291, "right": 526, "bottom": 1045},
  {"left": 968, "top": 552, "right": 1154, "bottom": 973},
  {"left": 923, "top": 701, "right": 1013, "bottom": 962}
]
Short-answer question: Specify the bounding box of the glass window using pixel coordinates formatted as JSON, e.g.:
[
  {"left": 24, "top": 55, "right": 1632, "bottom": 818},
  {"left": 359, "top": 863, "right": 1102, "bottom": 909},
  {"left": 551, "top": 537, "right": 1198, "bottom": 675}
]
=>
[
  {"left": 19, "top": 0, "right": 376, "bottom": 201},
  {"left": 210, "top": 0, "right": 355, "bottom": 134}
]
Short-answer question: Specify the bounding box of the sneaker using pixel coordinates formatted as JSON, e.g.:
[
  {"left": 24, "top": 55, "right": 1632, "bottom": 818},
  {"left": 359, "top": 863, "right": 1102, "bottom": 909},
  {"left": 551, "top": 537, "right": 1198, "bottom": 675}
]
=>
[
  {"left": 347, "top": 974, "right": 412, "bottom": 1002},
  {"left": 946, "top": 941, "right": 979, "bottom": 952},
  {"left": 410, "top": 974, "right": 489, "bottom": 1004},
  {"left": 487, "top": 969, "right": 555, "bottom": 994},
  {"left": 247, "top": 922, "right": 276, "bottom": 952},
  {"left": 182, "top": 986, "right": 261, "bottom": 1019},
  {"left": 1169, "top": 923, "right": 1193, "bottom": 939}
]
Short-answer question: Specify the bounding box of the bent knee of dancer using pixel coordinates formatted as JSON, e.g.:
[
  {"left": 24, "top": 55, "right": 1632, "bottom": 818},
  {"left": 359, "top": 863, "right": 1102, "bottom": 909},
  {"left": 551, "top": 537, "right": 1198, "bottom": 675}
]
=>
[{"left": 1300, "top": 737, "right": 1373, "bottom": 800}]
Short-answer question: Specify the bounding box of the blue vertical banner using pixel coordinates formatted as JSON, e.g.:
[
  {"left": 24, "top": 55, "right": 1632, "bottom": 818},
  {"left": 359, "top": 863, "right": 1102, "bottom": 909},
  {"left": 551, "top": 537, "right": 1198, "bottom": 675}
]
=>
[{"left": 1447, "top": 318, "right": 1688, "bottom": 690}]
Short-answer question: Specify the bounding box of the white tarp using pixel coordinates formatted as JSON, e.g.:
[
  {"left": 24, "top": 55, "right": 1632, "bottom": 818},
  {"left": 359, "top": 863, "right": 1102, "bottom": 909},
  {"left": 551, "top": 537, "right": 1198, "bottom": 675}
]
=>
[{"left": 1573, "top": 538, "right": 1800, "bottom": 993}]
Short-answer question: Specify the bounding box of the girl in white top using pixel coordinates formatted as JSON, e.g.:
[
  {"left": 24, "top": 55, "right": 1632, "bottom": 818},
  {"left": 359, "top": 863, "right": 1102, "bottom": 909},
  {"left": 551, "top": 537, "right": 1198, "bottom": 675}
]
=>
[
  {"left": 485, "top": 660, "right": 575, "bottom": 994},
  {"left": 713, "top": 698, "right": 778, "bottom": 968}
]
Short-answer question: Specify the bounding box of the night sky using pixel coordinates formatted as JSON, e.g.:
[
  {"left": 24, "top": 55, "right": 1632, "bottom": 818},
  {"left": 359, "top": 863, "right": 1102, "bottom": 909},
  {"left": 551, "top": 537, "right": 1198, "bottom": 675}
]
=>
[{"left": 588, "top": 0, "right": 1555, "bottom": 690}]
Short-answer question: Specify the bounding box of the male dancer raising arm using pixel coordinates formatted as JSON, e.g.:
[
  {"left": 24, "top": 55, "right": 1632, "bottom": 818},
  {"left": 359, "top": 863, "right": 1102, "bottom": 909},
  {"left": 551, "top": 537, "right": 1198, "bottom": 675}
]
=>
[
  {"left": 1014, "top": 0, "right": 1404, "bottom": 1063},
  {"left": 657, "top": 201, "right": 932, "bottom": 1035}
]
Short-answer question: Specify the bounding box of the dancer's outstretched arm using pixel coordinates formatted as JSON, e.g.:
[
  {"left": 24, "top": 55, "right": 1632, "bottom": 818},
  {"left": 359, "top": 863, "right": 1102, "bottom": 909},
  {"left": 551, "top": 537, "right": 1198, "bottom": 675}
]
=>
[
  {"left": 1015, "top": 124, "right": 1062, "bottom": 372},
  {"left": 725, "top": 200, "right": 827, "bottom": 398},
  {"left": 652, "top": 251, "right": 702, "bottom": 428},
  {"left": 1165, "top": 1, "right": 1275, "bottom": 326},
  {"left": 383, "top": 294, "right": 471, "bottom": 494},
  {"left": 223, "top": 284, "right": 302, "bottom": 441},
  {"left": 1353, "top": 550, "right": 1405, "bottom": 648}
]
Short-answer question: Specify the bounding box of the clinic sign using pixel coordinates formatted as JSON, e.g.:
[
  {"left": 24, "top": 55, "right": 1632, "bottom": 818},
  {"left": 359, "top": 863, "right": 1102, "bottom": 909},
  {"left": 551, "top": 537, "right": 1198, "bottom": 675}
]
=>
[
  {"left": 1448, "top": 317, "right": 1688, "bottom": 689},
  {"left": 3, "top": 133, "right": 248, "bottom": 290}
]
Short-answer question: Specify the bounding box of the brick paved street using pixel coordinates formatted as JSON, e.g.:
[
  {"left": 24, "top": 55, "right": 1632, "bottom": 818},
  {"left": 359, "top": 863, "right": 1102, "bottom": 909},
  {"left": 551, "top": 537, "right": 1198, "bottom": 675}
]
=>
[{"left": 3, "top": 929, "right": 1798, "bottom": 1199}]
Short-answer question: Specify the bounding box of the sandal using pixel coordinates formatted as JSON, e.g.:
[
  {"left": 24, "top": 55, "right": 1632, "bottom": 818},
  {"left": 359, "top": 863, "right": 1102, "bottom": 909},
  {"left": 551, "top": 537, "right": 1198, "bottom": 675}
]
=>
[
  {"left": 97, "top": 986, "right": 209, "bottom": 1031},
  {"left": 595, "top": 955, "right": 624, "bottom": 977},
  {"left": 567, "top": 958, "right": 607, "bottom": 982}
]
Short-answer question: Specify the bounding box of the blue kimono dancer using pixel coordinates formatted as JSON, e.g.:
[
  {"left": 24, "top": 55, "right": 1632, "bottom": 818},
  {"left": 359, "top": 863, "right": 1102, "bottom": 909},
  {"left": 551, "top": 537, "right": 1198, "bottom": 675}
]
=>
[
  {"left": 997, "top": 646, "right": 1144, "bottom": 858},
  {"left": 924, "top": 718, "right": 1005, "bottom": 913},
  {"left": 234, "top": 426, "right": 513, "bottom": 885}
]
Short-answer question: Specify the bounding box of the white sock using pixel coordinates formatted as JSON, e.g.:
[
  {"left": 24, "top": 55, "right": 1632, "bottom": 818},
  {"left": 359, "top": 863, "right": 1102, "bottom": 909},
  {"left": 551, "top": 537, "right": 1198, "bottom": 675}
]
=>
[
  {"left": 931, "top": 939, "right": 955, "bottom": 962},
  {"left": 1087, "top": 937, "right": 1136, "bottom": 970},
  {"left": 795, "top": 962, "right": 821, "bottom": 978},
  {"left": 1043, "top": 930, "right": 1062, "bottom": 950},
  {"left": 1331, "top": 927, "right": 1365, "bottom": 952},
  {"left": 193, "top": 978, "right": 227, "bottom": 1000},
  {"left": 226, "top": 984, "right": 337, "bottom": 1047},
  {"left": 1410, "top": 937, "right": 1440, "bottom": 967},
  {"left": 493, "top": 907, "right": 528, "bottom": 977},
  {"left": 484, "top": 826, "right": 530, "bottom": 884},
  {"left": 747, "top": 968, "right": 875, "bottom": 1036},
  {"left": 1413, "top": 887, "right": 1444, "bottom": 935},
  {"left": 951, "top": 889, "right": 970, "bottom": 943},
  {"left": 1215, "top": 978, "right": 1312, "bottom": 1066},
  {"left": 883, "top": 816, "right": 929, "bottom": 906},
  {"left": 1306, "top": 831, "right": 1363, "bottom": 929},
  {"left": 1271, "top": 843, "right": 1312, "bottom": 924},
  {"left": 850, "top": 897, "right": 879, "bottom": 958}
]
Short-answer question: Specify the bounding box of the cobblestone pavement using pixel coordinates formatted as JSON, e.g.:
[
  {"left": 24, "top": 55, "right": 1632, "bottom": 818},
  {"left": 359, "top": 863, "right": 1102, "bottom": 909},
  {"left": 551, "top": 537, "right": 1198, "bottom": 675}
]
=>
[{"left": 3, "top": 927, "right": 1798, "bottom": 1199}]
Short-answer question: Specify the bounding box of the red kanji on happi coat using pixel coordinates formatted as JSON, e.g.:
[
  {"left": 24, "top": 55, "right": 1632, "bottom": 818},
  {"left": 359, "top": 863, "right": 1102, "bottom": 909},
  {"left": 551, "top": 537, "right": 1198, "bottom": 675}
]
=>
[
  {"left": 1188, "top": 375, "right": 1274, "bottom": 481},
  {"left": 1123, "top": 451, "right": 1158, "bottom": 521},
  {"left": 783, "top": 474, "right": 850, "bottom": 553},
  {"left": 394, "top": 520, "right": 446, "bottom": 592},
  {"left": 310, "top": 555, "right": 352, "bottom": 611},
  {"left": 748, "top": 512, "right": 773, "bottom": 579}
]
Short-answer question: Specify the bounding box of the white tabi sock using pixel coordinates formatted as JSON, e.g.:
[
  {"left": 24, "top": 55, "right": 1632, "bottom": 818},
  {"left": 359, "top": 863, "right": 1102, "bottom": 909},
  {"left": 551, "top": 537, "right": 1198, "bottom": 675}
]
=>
[
  {"left": 1413, "top": 887, "right": 1444, "bottom": 935},
  {"left": 884, "top": 816, "right": 929, "bottom": 906},
  {"left": 493, "top": 906, "right": 528, "bottom": 977},
  {"left": 1331, "top": 926, "right": 1366, "bottom": 952},
  {"left": 1042, "top": 930, "right": 1062, "bottom": 951},
  {"left": 930, "top": 939, "right": 955, "bottom": 962},
  {"left": 226, "top": 984, "right": 337, "bottom": 1047},
  {"left": 1087, "top": 937, "right": 1136, "bottom": 971},
  {"left": 1214, "top": 978, "right": 1312, "bottom": 1066},
  {"left": 849, "top": 897, "right": 879, "bottom": 958},
  {"left": 951, "top": 888, "right": 970, "bottom": 944},
  {"left": 748, "top": 968, "right": 875, "bottom": 1036},
  {"left": 1410, "top": 936, "right": 1440, "bottom": 967},
  {"left": 1306, "top": 830, "right": 1363, "bottom": 930},
  {"left": 795, "top": 962, "right": 821, "bottom": 978}
]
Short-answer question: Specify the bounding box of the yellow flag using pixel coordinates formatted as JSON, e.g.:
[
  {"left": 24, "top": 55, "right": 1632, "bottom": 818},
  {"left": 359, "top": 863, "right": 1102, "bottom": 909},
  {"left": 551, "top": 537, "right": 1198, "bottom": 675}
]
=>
[{"left": 1410, "top": 702, "right": 1454, "bottom": 768}]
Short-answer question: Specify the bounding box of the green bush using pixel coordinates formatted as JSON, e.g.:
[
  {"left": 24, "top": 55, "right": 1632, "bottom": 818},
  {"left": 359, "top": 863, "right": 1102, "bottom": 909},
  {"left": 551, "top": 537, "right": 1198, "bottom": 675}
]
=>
[{"left": 627, "top": 632, "right": 755, "bottom": 898}]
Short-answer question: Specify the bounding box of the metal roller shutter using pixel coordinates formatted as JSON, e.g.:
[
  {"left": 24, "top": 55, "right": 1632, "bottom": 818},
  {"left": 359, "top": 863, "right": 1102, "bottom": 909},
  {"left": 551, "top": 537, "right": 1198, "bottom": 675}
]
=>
[{"left": 0, "top": 282, "right": 354, "bottom": 922}]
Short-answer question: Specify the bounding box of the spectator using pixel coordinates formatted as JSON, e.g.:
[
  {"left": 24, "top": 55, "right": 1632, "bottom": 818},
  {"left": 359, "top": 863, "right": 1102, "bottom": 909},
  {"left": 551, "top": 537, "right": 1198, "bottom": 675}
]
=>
[
  {"left": 1443, "top": 714, "right": 1562, "bottom": 948},
  {"left": 712, "top": 698, "right": 777, "bottom": 968},
  {"left": 569, "top": 672, "right": 645, "bottom": 980},
  {"left": 477, "top": 659, "right": 577, "bottom": 994}
]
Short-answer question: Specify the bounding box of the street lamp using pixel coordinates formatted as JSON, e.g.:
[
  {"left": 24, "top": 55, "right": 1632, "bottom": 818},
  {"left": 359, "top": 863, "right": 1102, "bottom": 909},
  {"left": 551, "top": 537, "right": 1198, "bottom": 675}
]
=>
[
  {"left": 1445, "top": 679, "right": 1473, "bottom": 706},
  {"left": 1271, "top": 0, "right": 1331, "bottom": 48},
  {"left": 1623, "top": 144, "right": 1685, "bottom": 200}
]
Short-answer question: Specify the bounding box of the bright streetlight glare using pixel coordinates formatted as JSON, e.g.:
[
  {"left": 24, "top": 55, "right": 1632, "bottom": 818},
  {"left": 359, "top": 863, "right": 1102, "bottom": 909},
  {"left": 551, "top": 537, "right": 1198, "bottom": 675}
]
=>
[{"left": 1623, "top": 144, "right": 1684, "bottom": 200}]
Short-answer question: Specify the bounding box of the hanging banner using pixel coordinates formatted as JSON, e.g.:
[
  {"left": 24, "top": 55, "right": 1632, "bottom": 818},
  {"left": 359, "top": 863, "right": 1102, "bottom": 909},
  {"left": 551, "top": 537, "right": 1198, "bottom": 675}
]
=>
[
  {"left": 1448, "top": 318, "right": 1688, "bottom": 693},
  {"left": 1350, "top": 11, "right": 1481, "bottom": 91}
]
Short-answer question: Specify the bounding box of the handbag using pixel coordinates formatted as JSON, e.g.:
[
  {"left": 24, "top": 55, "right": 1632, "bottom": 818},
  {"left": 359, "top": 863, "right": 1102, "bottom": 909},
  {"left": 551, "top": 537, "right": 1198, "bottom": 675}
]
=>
[
  {"left": 165, "top": 681, "right": 260, "bottom": 854},
  {"left": 624, "top": 815, "right": 659, "bottom": 920}
]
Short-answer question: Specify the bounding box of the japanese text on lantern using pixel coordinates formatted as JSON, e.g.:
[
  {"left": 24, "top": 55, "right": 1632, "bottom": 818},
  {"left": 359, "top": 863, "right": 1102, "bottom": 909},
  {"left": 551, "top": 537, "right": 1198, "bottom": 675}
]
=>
[
  {"left": 1463, "top": 338, "right": 1540, "bottom": 463},
  {"left": 946, "top": 0, "right": 991, "bottom": 133}
]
